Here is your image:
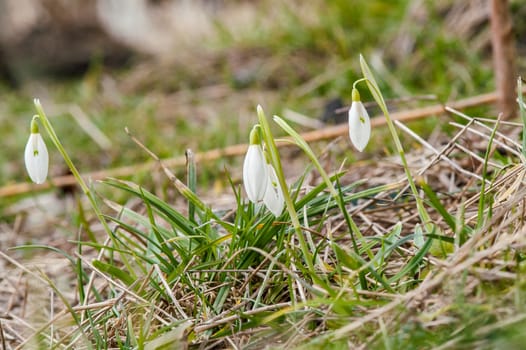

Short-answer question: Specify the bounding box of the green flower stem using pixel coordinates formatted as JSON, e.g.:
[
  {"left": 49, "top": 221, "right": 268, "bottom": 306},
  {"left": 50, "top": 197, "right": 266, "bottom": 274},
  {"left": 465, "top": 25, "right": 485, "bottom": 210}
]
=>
[
  {"left": 34, "top": 101, "right": 89, "bottom": 195},
  {"left": 352, "top": 78, "right": 368, "bottom": 90},
  {"left": 359, "top": 55, "right": 432, "bottom": 231},
  {"left": 273, "top": 115, "right": 373, "bottom": 260},
  {"left": 256, "top": 106, "right": 316, "bottom": 275},
  {"left": 33, "top": 100, "right": 128, "bottom": 264}
]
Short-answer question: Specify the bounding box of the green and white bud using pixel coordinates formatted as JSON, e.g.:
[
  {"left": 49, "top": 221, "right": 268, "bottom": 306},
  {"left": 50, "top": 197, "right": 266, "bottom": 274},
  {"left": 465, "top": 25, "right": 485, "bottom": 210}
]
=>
[
  {"left": 348, "top": 88, "right": 371, "bottom": 152},
  {"left": 243, "top": 125, "right": 268, "bottom": 203},
  {"left": 263, "top": 163, "right": 284, "bottom": 216},
  {"left": 24, "top": 117, "right": 49, "bottom": 184}
]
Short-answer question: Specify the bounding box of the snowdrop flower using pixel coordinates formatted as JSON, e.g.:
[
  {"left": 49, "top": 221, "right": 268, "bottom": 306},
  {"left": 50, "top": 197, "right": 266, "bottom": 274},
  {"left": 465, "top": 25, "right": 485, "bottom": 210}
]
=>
[
  {"left": 263, "top": 164, "right": 284, "bottom": 216},
  {"left": 24, "top": 118, "right": 49, "bottom": 184},
  {"left": 243, "top": 125, "right": 268, "bottom": 203},
  {"left": 348, "top": 87, "right": 371, "bottom": 152}
]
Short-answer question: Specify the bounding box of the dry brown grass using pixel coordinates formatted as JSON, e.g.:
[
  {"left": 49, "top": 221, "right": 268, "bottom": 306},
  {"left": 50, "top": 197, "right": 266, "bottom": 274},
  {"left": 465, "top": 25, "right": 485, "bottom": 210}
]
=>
[{"left": 2, "top": 98, "right": 526, "bottom": 348}]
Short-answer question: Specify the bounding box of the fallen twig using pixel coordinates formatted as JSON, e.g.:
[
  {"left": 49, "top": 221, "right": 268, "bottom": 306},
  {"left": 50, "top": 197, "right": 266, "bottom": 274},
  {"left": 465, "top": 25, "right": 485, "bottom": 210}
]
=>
[
  {"left": 490, "top": 0, "right": 517, "bottom": 119},
  {"left": 0, "top": 90, "right": 517, "bottom": 198}
]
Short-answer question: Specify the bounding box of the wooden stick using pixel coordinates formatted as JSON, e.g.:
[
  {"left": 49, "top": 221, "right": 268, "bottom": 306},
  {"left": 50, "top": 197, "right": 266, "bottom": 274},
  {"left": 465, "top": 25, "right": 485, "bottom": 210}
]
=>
[
  {"left": 0, "top": 89, "right": 515, "bottom": 198},
  {"left": 490, "top": 0, "right": 517, "bottom": 119}
]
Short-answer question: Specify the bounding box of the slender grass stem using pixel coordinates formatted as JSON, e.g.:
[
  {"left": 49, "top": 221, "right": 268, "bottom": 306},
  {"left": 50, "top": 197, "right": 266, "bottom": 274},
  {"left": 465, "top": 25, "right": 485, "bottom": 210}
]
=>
[
  {"left": 256, "top": 105, "right": 316, "bottom": 276},
  {"left": 273, "top": 115, "right": 372, "bottom": 260},
  {"left": 359, "top": 56, "right": 432, "bottom": 232},
  {"left": 33, "top": 99, "right": 129, "bottom": 267}
]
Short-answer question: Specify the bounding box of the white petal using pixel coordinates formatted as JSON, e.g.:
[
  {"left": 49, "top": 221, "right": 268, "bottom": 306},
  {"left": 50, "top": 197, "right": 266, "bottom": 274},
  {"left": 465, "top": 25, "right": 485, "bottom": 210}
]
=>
[
  {"left": 243, "top": 145, "right": 268, "bottom": 202},
  {"left": 24, "top": 133, "right": 49, "bottom": 184},
  {"left": 348, "top": 101, "right": 371, "bottom": 152},
  {"left": 263, "top": 165, "right": 284, "bottom": 216}
]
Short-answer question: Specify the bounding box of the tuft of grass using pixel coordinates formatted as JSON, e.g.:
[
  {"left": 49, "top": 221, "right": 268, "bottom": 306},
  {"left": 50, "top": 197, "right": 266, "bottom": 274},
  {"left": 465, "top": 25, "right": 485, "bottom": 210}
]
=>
[
  {"left": 2, "top": 1, "right": 526, "bottom": 349},
  {"left": 7, "top": 58, "right": 526, "bottom": 349}
]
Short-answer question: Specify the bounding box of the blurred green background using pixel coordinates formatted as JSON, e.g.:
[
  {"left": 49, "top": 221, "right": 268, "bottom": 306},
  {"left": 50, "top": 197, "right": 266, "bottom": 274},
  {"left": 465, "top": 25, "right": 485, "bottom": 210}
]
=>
[{"left": 0, "top": 0, "right": 524, "bottom": 194}]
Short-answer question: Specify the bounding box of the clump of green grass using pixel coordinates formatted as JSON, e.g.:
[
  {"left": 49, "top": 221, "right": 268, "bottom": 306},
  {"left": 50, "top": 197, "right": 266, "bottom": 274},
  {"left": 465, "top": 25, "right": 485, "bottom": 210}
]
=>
[
  {"left": 3, "top": 2, "right": 526, "bottom": 348},
  {"left": 8, "top": 59, "right": 526, "bottom": 350}
]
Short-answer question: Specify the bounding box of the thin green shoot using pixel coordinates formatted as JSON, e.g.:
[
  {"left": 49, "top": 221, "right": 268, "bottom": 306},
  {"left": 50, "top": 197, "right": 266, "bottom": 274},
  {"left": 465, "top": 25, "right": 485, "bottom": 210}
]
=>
[
  {"left": 256, "top": 105, "right": 317, "bottom": 278},
  {"left": 358, "top": 55, "right": 433, "bottom": 235},
  {"left": 476, "top": 116, "right": 500, "bottom": 230},
  {"left": 273, "top": 115, "right": 372, "bottom": 260}
]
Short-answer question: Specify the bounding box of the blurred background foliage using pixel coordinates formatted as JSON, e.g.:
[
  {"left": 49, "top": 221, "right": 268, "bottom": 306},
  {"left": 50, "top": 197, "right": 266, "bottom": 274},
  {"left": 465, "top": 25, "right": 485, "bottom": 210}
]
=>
[{"left": 0, "top": 0, "right": 524, "bottom": 191}]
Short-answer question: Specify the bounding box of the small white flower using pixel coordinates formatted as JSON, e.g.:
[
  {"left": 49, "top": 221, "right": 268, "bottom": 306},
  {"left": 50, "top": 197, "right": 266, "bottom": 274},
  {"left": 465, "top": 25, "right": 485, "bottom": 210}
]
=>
[
  {"left": 263, "top": 164, "right": 284, "bottom": 216},
  {"left": 348, "top": 88, "right": 371, "bottom": 152},
  {"left": 243, "top": 126, "right": 268, "bottom": 203},
  {"left": 24, "top": 131, "right": 49, "bottom": 184}
]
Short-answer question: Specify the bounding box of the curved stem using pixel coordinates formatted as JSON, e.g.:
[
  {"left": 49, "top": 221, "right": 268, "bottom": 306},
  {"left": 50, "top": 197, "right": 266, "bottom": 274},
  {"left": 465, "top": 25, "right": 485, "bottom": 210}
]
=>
[
  {"left": 256, "top": 105, "right": 316, "bottom": 275},
  {"left": 352, "top": 78, "right": 368, "bottom": 90},
  {"left": 273, "top": 115, "right": 373, "bottom": 260},
  {"left": 358, "top": 57, "right": 432, "bottom": 230},
  {"left": 33, "top": 99, "right": 124, "bottom": 251}
]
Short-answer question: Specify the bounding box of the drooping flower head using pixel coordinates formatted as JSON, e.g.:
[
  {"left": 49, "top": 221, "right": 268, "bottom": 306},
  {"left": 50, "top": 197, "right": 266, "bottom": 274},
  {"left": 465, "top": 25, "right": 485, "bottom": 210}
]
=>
[
  {"left": 243, "top": 125, "right": 268, "bottom": 203},
  {"left": 263, "top": 163, "right": 284, "bottom": 216},
  {"left": 348, "top": 87, "right": 371, "bottom": 152},
  {"left": 24, "top": 117, "right": 49, "bottom": 184}
]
